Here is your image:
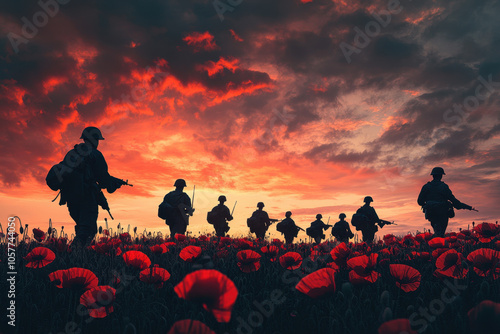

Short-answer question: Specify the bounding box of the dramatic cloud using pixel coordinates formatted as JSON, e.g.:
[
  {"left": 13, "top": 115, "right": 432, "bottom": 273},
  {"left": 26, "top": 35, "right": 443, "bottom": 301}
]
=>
[{"left": 0, "top": 0, "right": 498, "bottom": 237}]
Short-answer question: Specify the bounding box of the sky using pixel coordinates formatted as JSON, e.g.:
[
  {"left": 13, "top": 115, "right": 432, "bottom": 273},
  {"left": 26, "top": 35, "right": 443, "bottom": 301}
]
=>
[{"left": 1, "top": 0, "right": 499, "bottom": 240}]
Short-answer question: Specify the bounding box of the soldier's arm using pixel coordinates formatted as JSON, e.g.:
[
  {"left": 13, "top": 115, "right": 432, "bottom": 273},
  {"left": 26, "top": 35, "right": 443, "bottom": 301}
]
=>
[
  {"left": 224, "top": 206, "right": 233, "bottom": 221},
  {"left": 417, "top": 185, "right": 427, "bottom": 207},
  {"left": 91, "top": 151, "right": 122, "bottom": 193}
]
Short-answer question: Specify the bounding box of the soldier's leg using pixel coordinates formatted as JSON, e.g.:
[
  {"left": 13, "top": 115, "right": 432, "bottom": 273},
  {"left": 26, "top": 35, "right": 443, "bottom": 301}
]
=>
[{"left": 70, "top": 201, "right": 98, "bottom": 247}]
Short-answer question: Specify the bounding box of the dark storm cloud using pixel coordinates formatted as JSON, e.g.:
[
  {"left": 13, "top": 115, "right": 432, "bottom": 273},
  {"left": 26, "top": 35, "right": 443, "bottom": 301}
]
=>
[{"left": 1, "top": 0, "right": 499, "bottom": 187}]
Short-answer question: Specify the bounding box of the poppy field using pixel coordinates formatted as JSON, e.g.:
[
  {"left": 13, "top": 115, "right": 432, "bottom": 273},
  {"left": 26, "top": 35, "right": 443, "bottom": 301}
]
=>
[{"left": 1, "top": 223, "right": 500, "bottom": 334}]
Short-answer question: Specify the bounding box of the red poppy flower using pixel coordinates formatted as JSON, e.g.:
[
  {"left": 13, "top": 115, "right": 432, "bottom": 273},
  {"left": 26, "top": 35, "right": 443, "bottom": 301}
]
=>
[
  {"left": 175, "top": 234, "right": 187, "bottom": 242},
  {"left": 56, "top": 238, "right": 69, "bottom": 252},
  {"left": 296, "top": 268, "right": 336, "bottom": 298},
  {"left": 467, "top": 300, "right": 500, "bottom": 334},
  {"left": 409, "top": 252, "right": 430, "bottom": 261},
  {"left": 49, "top": 268, "right": 99, "bottom": 290},
  {"left": 309, "top": 250, "right": 322, "bottom": 261},
  {"left": 434, "top": 249, "right": 468, "bottom": 279},
  {"left": 432, "top": 248, "right": 450, "bottom": 259},
  {"left": 150, "top": 244, "right": 168, "bottom": 255},
  {"left": 122, "top": 250, "right": 151, "bottom": 270},
  {"left": 174, "top": 270, "right": 238, "bottom": 322},
  {"left": 32, "top": 228, "right": 46, "bottom": 242},
  {"left": 261, "top": 245, "right": 279, "bottom": 261},
  {"left": 24, "top": 247, "right": 55, "bottom": 268},
  {"left": 180, "top": 246, "right": 202, "bottom": 262},
  {"left": 378, "top": 318, "right": 417, "bottom": 334},
  {"left": 330, "top": 242, "right": 351, "bottom": 268},
  {"left": 80, "top": 285, "right": 116, "bottom": 318},
  {"left": 119, "top": 232, "right": 132, "bottom": 243},
  {"left": 279, "top": 252, "right": 303, "bottom": 270},
  {"left": 347, "top": 253, "right": 380, "bottom": 284},
  {"left": 389, "top": 264, "right": 421, "bottom": 292},
  {"left": 474, "top": 223, "right": 499, "bottom": 243},
  {"left": 379, "top": 248, "right": 391, "bottom": 256},
  {"left": 383, "top": 234, "right": 397, "bottom": 246},
  {"left": 167, "top": 319, "right": 216, "bottom": 334},
  {"left": 236, "top": 250, "right": 261, "bottom": 273},
  {"left": 198, "top": 235, "right": 209, "bottom": 242},
  {"left": 428, "top": 237, "right": 447, "bottom": 248},
  {"left": 415, "top": 232, "right": 433, "bottom": 242},
  {"left": 139, "top": 264, "right": 171, "bottom": 288},
  {"left": 466, "top": 248, "right": 500, "bottom": 279}
]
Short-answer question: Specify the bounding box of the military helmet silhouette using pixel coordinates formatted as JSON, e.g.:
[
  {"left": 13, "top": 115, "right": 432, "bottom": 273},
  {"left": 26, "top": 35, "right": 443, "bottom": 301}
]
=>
[
  {"left": 257, "top": 202, "right": 265, "bottom": 208},
  {"left": 339, "top": 213, "right": 346, "bottom": 219},
  {"left": 218, "top": 195, "right": 227, "bottom": 202},
  {"left": 174, "top": 179, "right": 187, "bottom": 187},
  {"left": 431, "top": 167, "right": 446, "bottom": 175},
  {"left": 364, "top": 196, "right": 373, "bottom": 203},
  {"left": 316, "top": 214, "right": 323, "bottom": 219},
  {"left": 285, "top": 211, "right": 292, "bottom": 217},
  {"left": 80, "top": 126, "right": 104, "bottom": 141}
]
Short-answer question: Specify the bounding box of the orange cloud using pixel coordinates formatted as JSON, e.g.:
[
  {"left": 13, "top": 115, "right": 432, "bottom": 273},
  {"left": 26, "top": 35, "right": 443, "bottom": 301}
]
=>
[
  {"left": 183, "top": 31, "right": 219, "bottom": 52},
  {"left": 196, "top": 57, "right": 239, "bottom": 77}
]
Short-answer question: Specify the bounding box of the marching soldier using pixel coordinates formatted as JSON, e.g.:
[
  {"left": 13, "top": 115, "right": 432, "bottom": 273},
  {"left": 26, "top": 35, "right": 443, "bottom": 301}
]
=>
[
  {"left": 331, "top": 213, "right": 354, "bottom": 243},
  {"left": 277, "top": 211, "right": 304, "bottom": 244},
  {"left": 306, "top": 214, "right": 332, "bottom": 244},
  {"left": 247, "top": 202, "right": 275, "bottom": 239},
  {"left": 354, "top": 197, "right": 380, "bottom": 243},
  {"left": 161, "top": 179, "right": 194, "bottom": 239},
  {"left": 60, "top": 127, "right": 127, "bottom": 247},
  {"left": 418, "top": 167, "right": 475, "bottom": 237},
  {"left": 207, "top": 195, "right": 233, "bottom": 237}
]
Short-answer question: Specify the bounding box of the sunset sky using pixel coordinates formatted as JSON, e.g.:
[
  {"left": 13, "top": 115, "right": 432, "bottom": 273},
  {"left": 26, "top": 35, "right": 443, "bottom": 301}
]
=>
[{"left": 1, "top": 0, "right": 499, "bottom": 240}]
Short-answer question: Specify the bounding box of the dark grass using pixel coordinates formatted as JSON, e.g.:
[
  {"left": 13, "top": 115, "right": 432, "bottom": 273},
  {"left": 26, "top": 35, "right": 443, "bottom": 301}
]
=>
[{"left": 0, "top": 237, "right": 499, "bottom": 334}]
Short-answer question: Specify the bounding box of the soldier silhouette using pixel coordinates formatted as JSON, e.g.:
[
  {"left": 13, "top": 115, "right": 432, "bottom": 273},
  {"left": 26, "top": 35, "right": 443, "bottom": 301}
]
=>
[
  {"left": 161, "top": 179, "right": 194, "bottom": 239},
  {"left": 354, "top": 197, "right": 381, "bottom": 243},
  {"left": 61, "top": 127, "right": 126, "bottom": 247},
  {"left": 331, "top": 213, "right": 354, "bottom": 243},
  {"left": 418, "top": 167, "right": 475, "bottom": 237},
  {"left": 247, "top": 202, "right": 273, "bottom": 239},
  {"left": 306, "top": 214, "right": 332, "bottom": 244},
  {"left": 276, "top": 211, "right": 303, "bottom": 244},
  {"left": 207, "top": 195, "right": 233, "bottom": 237}
]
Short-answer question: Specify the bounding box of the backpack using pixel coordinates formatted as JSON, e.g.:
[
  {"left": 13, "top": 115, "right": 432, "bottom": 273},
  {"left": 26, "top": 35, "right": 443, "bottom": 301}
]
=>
[
  {"left": 158, "top": 200, "right": 175, "bottom": 222},
  {"left": 207, "top": 205, "right": 225, "bottom": 225},
  {"left": 46, "top": 144, "right": 90, "bottom": 192},
  {"left": 276, "top": 221, "right": 284, "bottom": 233},
  {"left": 351, "top": 213, "right": 368, "bottom": 231}
]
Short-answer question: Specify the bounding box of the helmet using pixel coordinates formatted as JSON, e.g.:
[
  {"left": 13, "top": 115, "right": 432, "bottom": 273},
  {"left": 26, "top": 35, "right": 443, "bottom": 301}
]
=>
[
  {"left": 431, "top": 167, "right": 446, "bottom": 175},
  {"left": 80, "top": 126, "right": 104, "bottom": 141},
  {"left": 174, "top": 179, "right": 187, "bottom": 187},
  {"left": 316, "top": 214, "right": 323, "bottom": 219},
  {"left": 257, "top": 202, "right": 265, "bottom": 208},
  {"left": 364, "top": 196, "right": 373, "bottom": 203},
  {"left": 339, "top": 213, "right": 346, "bottom": 219},
  {"left": 285, "top": 211, "right": 292, "bottom": 217},
  {"left": 218, "top": 195, "right": 227, "bottom": 202}
]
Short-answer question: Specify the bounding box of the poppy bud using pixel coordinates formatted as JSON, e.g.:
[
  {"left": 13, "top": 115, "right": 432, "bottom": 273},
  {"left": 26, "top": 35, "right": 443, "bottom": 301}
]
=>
[
  {"left": 48, "top": 227, "right": 52, "bottom": 235},
  {"left": 380, "top": 290, "right": 391, "bottom": 307},
  {"left": 341, "top": 282, "right": 353, "bottom": 300},
  {"left": 61, "top": 226, "right": 64, "bottom": 230},
  {"left": 20, "top": 226, "right": 24, "bottom": 234},
  {"left": 382, "top": 307, "right": 393, "bottom": 322},
  {"left": 99, "top": 226, "right": 103, "bottom": 234},
  {"left": 134, "top": 227, "right": 137, "bottom": 234},
  {"left": 480, "top": 281, "right": 490, "bottom": 295}
]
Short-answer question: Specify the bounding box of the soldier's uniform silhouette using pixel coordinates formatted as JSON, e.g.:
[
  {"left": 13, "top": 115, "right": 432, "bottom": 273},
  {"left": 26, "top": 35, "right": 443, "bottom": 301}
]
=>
[
  {"left": 63, "top": 127, "right": 125, "bottom": 247},
  {"left": 307, "top": 214, "right": 331, "bottom": 244},
  {"left": 162, "top": 179, "right": 194, "bottom": 238},
  {"left": 277, "top": 211, "right": 302, "bottom": 244},
  {"left": 207, "top": 195, "right": 233, "bottom": 237},
  {"left": 331, "top": 213, "right": 354, "bottom": 243},
  {"left": 248, "top": 202, "right": 271, "bottom": 239},
  {"left": 418, "top": 167, "right": 474, "bottom": 237},
  {"left": 355, "top": 196, "right": 380, "bottom": 243}
]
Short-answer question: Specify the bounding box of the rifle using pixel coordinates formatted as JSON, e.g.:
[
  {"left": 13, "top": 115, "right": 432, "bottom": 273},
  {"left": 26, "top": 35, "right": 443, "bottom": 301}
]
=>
[
  {"left": 231, "top": 201, "right": 237, "bottom": 216},
  {"left": 296, "top": 226, "right": 305, "bottom": 232},
  {"left": 377, "top": 220, "right": 396, "bottom": 228},
  {"left": 96, "top": 190, "right": 114, "bottom": 220},
  {"left": 269, "top": 219, "right": 279, "bottom": 224}
]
